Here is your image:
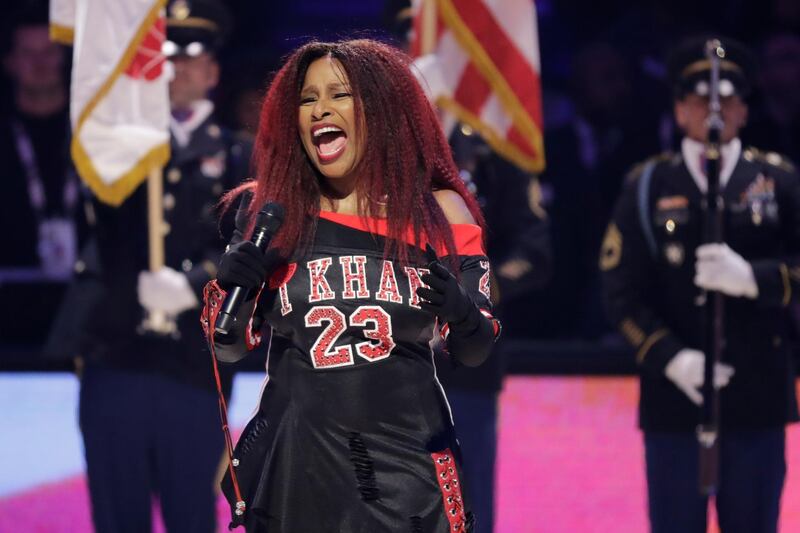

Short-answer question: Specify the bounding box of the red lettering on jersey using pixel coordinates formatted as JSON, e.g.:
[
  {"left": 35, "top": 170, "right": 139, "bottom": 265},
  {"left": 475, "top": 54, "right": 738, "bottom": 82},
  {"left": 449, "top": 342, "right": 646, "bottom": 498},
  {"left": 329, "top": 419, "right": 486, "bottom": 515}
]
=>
[
  {"left": 404, "top": 266, "right": 430, "bottom": 309},
  {"left": 479, "top": 260, "right": 491, "bottom": 301},
  {"left": 278, "top": 284, "right": 292, "bottom": 316},
  {"left": 376, "top": 260, "right": 403, "bottom": 304},
  {"left": 339, "top": 255, "right": 370, "bottom": 299},
  {"left": 271, "top": 263, "right": 297, "bottom": 316},
  {"left": 307, "top": 257, "right": 335, "bottom": 303},
  {"left": 350, "top": 306, "right": 395, "bottom": 361},
  {"left": 305, "top": 306, "right": 353, "bottom": 368}
]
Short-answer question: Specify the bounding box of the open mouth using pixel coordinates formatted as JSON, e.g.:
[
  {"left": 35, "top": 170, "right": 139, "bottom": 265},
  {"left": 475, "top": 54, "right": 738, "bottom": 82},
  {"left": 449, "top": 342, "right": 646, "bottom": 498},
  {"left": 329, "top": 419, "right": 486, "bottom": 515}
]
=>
[{"left": 312, "top": 124, "right": 348, "bottom": 163}]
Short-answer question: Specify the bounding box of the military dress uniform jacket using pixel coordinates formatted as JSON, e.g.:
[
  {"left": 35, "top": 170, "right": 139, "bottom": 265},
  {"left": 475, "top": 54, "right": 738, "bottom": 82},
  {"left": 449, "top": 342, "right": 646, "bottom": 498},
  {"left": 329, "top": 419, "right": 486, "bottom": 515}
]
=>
[
  {"left": 81, "top": 115, "right": 250, "bottom": 393},
  {"left": 601, "top": 148, "right": 800, "bottom": 432}
]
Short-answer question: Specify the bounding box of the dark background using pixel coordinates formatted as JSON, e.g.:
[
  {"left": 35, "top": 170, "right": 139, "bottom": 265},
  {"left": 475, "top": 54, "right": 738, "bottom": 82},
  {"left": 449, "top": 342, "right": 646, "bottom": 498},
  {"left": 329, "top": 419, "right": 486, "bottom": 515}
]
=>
[{"left": 2, "top": 0, "right": 799, "bottom": 373}]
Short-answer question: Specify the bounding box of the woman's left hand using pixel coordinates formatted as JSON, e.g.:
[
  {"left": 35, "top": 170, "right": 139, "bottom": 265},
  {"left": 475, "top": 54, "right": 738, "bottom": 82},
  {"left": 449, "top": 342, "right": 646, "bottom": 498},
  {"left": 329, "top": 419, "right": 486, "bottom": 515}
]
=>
[{"left": 417, "top": 245, "right": 474, "bottom": 325}]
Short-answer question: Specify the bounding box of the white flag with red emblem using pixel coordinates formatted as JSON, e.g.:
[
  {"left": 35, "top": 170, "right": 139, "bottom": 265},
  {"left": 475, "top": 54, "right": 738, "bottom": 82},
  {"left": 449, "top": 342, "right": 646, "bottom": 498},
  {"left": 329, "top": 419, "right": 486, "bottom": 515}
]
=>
[
  {"left": 410, "top": 0, "right": 545, "bottom": 173},
  {"left": 51, "top": 0, "right": 170, "bottom": 206}
]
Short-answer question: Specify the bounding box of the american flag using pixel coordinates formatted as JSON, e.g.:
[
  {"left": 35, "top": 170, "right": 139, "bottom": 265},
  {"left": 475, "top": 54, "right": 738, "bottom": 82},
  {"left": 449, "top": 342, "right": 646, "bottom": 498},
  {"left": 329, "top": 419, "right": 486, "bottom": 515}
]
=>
[{"left": 410, "top": 0, "right": 545, "bottom": 172}]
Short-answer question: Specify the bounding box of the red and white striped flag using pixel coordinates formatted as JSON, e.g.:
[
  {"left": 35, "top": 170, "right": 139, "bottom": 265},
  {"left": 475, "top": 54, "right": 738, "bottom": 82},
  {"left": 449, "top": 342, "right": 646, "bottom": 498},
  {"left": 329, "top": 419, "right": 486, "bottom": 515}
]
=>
[{"left": 410, "top": 0, "right": 545, "bottom": 172}]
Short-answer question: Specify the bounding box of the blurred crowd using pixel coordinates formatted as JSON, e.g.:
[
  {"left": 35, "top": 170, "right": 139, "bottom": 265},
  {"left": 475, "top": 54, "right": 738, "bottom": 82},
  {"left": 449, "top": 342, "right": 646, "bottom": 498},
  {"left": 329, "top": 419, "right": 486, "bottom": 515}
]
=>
[{"left": 1, "top": 0, "right": 799, "bottom": 357}]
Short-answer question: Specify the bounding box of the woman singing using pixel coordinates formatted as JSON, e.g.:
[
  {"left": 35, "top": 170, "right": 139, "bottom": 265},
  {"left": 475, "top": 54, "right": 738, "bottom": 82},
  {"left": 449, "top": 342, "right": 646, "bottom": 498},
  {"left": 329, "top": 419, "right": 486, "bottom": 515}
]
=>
[{"left": 202, "top": 39, "right": 501, "bottom": 532}]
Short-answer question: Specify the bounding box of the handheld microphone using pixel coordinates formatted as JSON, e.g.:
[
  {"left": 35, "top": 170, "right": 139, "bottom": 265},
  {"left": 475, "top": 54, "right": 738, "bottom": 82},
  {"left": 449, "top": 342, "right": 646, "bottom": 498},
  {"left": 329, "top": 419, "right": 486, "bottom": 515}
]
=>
[{"left": 214, "top": 202, "right": 285, "bottom": 336}]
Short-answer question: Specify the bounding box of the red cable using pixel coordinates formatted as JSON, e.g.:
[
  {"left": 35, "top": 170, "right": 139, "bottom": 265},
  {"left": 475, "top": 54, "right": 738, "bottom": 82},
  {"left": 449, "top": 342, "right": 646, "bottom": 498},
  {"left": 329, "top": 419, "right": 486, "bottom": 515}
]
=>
[{"left": 202, "top": 281, "right": 246, "bottom": 518}]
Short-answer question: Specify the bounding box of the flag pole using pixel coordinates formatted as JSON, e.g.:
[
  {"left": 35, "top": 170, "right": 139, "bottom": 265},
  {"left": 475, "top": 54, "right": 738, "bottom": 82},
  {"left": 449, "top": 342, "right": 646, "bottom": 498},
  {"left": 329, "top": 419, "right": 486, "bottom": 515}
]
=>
[
  {"left": 421, "top": 0, "right": 437, "bottom": 55},
  {"left": 147, "top": 166, "right": 165, "bottom": 271},
  {"left": 141, "top": 165, "right": 176, "bottom": 335}
]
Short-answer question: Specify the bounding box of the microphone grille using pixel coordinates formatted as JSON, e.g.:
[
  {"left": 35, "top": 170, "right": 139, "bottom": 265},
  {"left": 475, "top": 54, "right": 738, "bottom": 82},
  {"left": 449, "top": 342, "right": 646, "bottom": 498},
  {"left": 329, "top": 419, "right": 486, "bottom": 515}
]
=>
[{"left": 256, "top": 202, "right": 285, "bottom": 234}]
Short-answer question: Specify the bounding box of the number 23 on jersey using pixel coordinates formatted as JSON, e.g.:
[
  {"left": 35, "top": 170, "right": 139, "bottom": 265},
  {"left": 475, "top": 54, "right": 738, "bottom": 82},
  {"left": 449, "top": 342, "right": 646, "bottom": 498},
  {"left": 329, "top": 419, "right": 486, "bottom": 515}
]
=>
[{"left": 304, "top": 305, "right": 396, "bottom": 369}]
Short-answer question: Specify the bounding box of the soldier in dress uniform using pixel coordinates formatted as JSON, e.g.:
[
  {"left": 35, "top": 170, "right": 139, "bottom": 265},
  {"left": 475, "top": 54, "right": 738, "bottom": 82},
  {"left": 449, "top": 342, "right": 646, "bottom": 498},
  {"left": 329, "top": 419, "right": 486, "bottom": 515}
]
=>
[
  {"left": 601, "top": 36, "right": 799, "bottom": 533},
  {"left": 77, "top": 2, "right": 250, "bottom": 532}
]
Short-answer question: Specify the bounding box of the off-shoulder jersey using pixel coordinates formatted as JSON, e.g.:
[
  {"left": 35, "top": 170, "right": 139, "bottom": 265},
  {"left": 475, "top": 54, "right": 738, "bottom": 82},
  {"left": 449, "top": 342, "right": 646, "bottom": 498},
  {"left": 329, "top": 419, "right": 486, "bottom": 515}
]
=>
[{"left": 209, "top": 211, "right": 498, "bottom": 532}]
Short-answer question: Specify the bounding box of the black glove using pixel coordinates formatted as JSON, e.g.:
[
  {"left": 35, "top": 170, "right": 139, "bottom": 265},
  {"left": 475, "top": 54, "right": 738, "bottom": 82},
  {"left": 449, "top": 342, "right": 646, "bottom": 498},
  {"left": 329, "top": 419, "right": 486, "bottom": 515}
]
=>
[
  {"left": 417, "top": 244, "right": 476, "bottom": 327},
  {"left": 216, "top": 241, "right": 276, "bottom": 292}
]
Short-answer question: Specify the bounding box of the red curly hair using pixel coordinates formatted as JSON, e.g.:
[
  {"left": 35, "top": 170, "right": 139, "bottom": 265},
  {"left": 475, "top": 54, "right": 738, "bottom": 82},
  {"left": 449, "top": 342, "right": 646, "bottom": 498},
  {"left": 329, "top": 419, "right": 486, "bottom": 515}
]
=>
[{"left": 225, "top": 38, "right": 483, "bottom": 265}]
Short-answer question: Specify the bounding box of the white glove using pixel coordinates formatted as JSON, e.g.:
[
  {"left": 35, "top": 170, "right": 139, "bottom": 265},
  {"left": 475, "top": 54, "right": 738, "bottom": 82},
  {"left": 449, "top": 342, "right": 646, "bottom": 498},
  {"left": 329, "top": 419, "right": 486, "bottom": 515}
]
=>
[
  {"left": 694, "top": 243, "right": 758, "bottom": 298},
  {"left": 137, "top": 267, "right": 199, "bottom": 316},
  {"left": 410, "top": 55, "right": 457, "bottom": 136},
  {"left": 664, "top": 348, "right": 735, "bottom": 405},
  {"left": 411, "top": 54, "right": 452, "bottom": 104}
]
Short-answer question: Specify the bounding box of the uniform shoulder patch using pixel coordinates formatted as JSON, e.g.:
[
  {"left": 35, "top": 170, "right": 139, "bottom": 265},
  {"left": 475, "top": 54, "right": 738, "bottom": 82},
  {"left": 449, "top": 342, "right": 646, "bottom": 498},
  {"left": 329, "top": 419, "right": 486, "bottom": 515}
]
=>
[
  {"left": 599, "top": 222, "right": 622, "bottom": 271},
  {"left": 625, "top": 152, "right": 673, "bottom": 184},
  {"left": 744, "top": 146, "right": 797, "bottom": 174},
  {"left": 527, "top": 178, "right": 548, "bottom": 220}
]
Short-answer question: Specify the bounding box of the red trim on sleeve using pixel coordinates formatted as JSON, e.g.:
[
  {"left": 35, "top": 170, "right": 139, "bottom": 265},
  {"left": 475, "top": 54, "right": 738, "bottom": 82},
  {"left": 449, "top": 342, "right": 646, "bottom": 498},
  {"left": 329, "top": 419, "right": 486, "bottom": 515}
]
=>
[
  {"left": 201, "top": 279, "right": 264, "bottom": 352},
  {"left": 200, "top": 279, "right": 226, "bottom": 341},
  {"left": 480, "top": 308, "right": 502, "bottom": 339},
  {"left": 268, "top": 263, "right": 297, "bottom": 290},
  {"left": 318, "top": 211, "right": 486, "bottom": 256},
  {"left": 431, "top": 449, "right": 468, "bottom": 532},
  {"left": 439, "top": 308, "right": 502, "bottom": 343},
  {"left": 439, "top": 322, "right": 451, "bottom": 342}
]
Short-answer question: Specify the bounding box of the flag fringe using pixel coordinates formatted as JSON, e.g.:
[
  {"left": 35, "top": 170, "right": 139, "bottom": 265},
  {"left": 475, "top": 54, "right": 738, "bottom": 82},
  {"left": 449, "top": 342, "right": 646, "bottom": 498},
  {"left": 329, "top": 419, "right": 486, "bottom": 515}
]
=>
[
  {"left": 437, "top": 96, "right": 544, "bottom": 173},
  {"left": 49, "top": 23, "right": 74, "bottom": 45},
  {"left": 71, "top": 141, "right": 169, "bottom": 207}
]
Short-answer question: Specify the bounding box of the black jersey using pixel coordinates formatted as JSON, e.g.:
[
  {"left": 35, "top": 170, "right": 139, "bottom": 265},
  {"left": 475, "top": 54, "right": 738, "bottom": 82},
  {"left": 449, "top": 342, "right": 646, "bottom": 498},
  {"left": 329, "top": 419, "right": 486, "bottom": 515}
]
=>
[{"left": 209, "top": 211, "right": 497, "bottom": 532}]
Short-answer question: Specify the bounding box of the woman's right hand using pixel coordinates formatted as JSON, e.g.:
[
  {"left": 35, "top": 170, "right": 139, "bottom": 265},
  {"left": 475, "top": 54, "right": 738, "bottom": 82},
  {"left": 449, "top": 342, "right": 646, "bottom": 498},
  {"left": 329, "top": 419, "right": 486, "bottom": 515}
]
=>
[{"left": 216, "top": 241, "right": 273, "bottom": 291}]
